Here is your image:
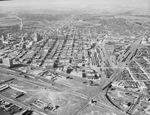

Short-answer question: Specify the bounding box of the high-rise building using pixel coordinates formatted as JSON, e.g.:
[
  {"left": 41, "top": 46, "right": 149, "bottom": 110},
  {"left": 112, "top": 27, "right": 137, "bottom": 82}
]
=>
[
  {"left": 7, "top": 33, "right": 11, "bottom": 39},
  {"left": 21, "top": 36, "right": 26, "bottom": 42},
  {"left": 21, "top": 43, "right": 26, "bottom": 49},
  {"left": 33, "top": 33, "right": 38, "bottom": 42},
  {"left": 33, "top": 33, "right": 42, "bottom": 42},
  {"left": 52, "top": 30, "right": 57, "bottom": 38},
  {"left": 2, "top": 58, "right": 13, "bottom": 67},
  {"left": 0, "top": 58, "right": 2, "bottom": 63},
  {"left": 1, "top": 35, "right": 5, "bottom": 43}
]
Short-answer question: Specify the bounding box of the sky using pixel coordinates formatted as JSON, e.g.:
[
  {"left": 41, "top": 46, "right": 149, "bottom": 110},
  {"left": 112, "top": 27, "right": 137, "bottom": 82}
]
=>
[{"left": 0, "top": 0, "right": 150, "bottom": 12}]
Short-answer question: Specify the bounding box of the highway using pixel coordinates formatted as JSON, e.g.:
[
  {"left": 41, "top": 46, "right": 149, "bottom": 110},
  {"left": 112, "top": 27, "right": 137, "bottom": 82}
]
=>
[{"left": 72, "top": 36, "right": 144, "bottom": 115}]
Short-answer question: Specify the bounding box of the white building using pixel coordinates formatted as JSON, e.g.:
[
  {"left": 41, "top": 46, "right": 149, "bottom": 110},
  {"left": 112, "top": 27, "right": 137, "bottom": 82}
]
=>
[
  {"left": 33, "top": 33, "right": 38, "bottom": 42},
  {"left": 2, "top": 58, "right": 13, "bottom": 67}
]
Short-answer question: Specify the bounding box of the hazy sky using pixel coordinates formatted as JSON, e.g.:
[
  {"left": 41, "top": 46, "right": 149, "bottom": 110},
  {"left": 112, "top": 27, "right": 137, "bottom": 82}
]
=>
[{"left": 0, "top": 0, "right": 150, "bottom": 11}]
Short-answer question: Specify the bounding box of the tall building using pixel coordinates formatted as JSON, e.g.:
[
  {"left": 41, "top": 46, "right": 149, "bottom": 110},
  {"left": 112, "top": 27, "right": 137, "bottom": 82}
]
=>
[
  {"left": 33, "top": 33, "right": 42, "bottom": 42},
  {"left": 33, "top": 33, "right": 38, "bottom": 42},
  {"left": 0, "top": 58, "right": 2, "bottom": 63},
  {"left": 21, "top": 36, "right": 26, "bottom": 42},
  {"left": 52, "top": 30, "right": 57, "bottom": 38},
  {"left": 1, "top": 35, "right": 5, "bottom": 43},
  {"left": 21, "top": 43, "right": 26, "bottom": 49},
  {"left": 7, "top": 33, "right": 11, "bottom": 39},
  {"left": 2, "top": 58, "right": 13, "bottom": 67}
]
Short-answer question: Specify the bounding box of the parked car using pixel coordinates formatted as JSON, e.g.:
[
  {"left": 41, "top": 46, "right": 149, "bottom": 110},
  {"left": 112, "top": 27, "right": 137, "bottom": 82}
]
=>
[{"left": 66, "top": 76, "right": 73, "bottom": 79}]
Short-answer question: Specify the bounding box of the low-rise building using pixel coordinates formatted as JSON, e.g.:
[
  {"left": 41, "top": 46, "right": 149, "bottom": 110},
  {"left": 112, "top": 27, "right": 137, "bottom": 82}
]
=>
[{"left": 2, "top": 58, "right": 13, "bottom": 67}]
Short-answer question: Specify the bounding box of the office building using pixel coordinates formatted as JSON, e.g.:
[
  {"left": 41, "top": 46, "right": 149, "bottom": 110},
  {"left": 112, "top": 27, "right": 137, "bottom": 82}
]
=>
[
  {"left": 33, "top": 33, "right": 42, "bottom": 42},
  {"left": 33, "top": 33, "right": 38, "bottom": 42},
  {"left": 1, "top": 35, "right": 5, "bottom": 43}
]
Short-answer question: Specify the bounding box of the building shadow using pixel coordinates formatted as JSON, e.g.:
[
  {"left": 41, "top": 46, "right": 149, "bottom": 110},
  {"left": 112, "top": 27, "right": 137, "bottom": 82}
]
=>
[{"left": 11, "top": 63, "right": 28, "bottom": 68}]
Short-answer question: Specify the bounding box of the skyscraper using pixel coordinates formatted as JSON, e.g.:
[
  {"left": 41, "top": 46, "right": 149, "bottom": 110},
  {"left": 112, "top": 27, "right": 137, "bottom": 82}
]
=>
[
  {"left": 1, "top": 35, "right": 5, "bottom": 43},
  {"left": 33, "top": 33, "right": 38, "bottom": 42}
]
